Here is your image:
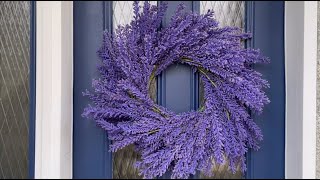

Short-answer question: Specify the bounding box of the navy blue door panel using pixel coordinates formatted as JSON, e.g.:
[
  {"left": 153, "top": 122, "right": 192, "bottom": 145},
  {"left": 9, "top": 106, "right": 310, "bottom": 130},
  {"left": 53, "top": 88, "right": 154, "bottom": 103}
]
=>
[
  {"left": 158, "top": 1, "right": 199, "bottom": 114},
  {"left": 162, "top": 1, "right": 192, "bottom": 27},
  {"left": 158, "top": 2, "right": 198, "bottom": 178},
  {"left": 73, "top": 2, "right": 112, "bottom": 178},
  {"left": 161, "top": 64, "right": 193, "bottom": 113},
  {"left": 246, "top": 1, "right": 285, "bottom": 179}
]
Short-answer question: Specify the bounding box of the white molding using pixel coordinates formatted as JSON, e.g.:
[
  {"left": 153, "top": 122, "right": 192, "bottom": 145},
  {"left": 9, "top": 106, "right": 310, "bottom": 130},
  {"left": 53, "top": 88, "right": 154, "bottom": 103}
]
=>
[
  {"left": 285, "top": 1, "right": 318, "bottom": 179},
  {"left": 35, "top": 2, "right": 73, "bottom": 179}
]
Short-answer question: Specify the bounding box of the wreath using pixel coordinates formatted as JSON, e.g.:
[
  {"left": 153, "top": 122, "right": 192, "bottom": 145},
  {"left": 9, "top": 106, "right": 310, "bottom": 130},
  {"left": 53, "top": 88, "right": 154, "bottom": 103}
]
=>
[{"left": 83, "top": 1, "right": 270, "bottom": 179}]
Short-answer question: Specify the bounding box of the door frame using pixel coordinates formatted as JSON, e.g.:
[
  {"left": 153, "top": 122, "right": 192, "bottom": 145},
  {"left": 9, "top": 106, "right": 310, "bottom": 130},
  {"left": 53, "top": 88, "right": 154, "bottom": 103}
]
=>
[
  {"left": 31, "top": 1, "right": 318, "bottom": 179},
  {"left": 29, "top": 1, "right": 36, "bottom": 179},
  {"left": 33, "top": 1, "right": 73, "bottom": 179},
  {"left": 245, "top": 1, "right": 286, "bottom": 178}
]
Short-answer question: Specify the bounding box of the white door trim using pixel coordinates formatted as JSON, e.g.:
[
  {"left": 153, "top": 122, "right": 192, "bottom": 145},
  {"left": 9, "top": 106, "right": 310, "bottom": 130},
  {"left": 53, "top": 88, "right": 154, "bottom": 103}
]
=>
[
  {"left": 285, "top": 1, "right": 318, "bottom": 179},
  {"left": 35, "top": 1, "right": 73, "bottom": 179}
]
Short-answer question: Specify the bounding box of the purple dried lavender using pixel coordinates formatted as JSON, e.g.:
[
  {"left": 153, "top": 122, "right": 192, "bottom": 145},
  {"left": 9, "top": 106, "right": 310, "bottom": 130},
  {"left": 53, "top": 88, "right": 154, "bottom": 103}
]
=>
[{"left": 82, "top": 1, "right": 270, "bottom": 179}]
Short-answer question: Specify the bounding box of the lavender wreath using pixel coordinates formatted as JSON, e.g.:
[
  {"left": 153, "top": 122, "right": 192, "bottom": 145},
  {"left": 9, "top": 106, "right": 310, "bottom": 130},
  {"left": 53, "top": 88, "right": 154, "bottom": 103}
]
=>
[{"left": 82, "top": 1, "right": 270, "bottom": 179}]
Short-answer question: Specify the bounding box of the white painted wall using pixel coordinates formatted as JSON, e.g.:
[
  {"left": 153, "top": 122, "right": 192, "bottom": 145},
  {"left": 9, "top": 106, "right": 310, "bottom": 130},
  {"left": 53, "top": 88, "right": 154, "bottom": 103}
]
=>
[{"left": 35, "top": 1, "right": 73, "bottom": 179}]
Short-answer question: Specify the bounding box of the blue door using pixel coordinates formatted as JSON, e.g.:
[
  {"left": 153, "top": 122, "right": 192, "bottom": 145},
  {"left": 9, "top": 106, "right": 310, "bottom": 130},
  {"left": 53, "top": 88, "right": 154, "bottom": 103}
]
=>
[{"left": 73, "top": 1, "right": 285, "bottom": 179}]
